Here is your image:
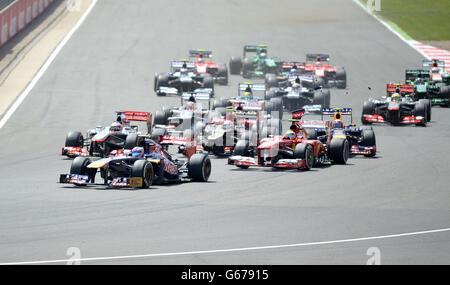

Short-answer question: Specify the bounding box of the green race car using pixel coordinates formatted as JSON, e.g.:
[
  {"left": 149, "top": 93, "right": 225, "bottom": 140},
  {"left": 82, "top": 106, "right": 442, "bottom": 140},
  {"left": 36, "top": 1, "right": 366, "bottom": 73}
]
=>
[
  {"left": 405, "top": 69, "right": 450, "bottom": 107},
  {"left": 229, "top": 45, "right": 283, "bottom": 78}
]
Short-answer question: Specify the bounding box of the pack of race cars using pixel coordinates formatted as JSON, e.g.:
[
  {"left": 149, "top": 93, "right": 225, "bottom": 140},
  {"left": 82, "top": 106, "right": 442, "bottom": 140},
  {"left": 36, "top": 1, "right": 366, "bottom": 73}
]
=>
[{"left": 59, "top": 45, "right": 448, "bottom": 189}]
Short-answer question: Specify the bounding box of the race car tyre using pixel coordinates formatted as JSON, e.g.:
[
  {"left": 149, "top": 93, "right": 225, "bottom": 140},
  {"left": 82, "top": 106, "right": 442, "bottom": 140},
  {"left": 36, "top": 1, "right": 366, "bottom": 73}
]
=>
[
  {"left": 439, "top": 86, "right": 450, "bottom": 107},
  {"left": 162, "top": 106, "right": 173, "bottom": 120},
  {"left": 131, "top": 160, "right": 153, "bottom": 188},
  {"left": 306, "top": 128, "right": 318, "bottom": 140},
  {"left": 70, "top": 157, "right": 91, "bottom": 175},
  {"left": 361, "top": 128, "right": 376, "bottom": 157},
  {"left": 329, "top": 138, "right": 349, "bottom": 164},
  {"left": 294, "top": 143, "right": 314, "bottom": 170},
  {"left": 124, "top": 133, "right": 140, "bottom": 149},
  {"left": 414, "top": 102, "right": 427, "bottom": 127},
  {"left": 218, "top": 64, "right": 228, "bottom": 85},
  {"left": 229, "top": 56, "right": 242, "bottom": 75},
  {"left": 265, "top": 101, "right": 275, "bottom": 114},
  {"left": 202, "top": 74, "right": 214, "bottom": 90},
  {"left": 419, "top": 99, "right": 432, "bottom": 122},
  {"left": 313, "top": 89, "right": 330, "bottom": 108},
  {"left": 151, "top": 128, "right": 167, "bottom": 143},
  {"left": 361, "top": 101, "right": 375, "bottom": 125},
  {"left": 242, "top": 58, "right": 253, "bottom": 78},
  {"left": 221, "top": 98, "right": 231, "bottom": 108},
  {"left": 336, "top": 68, "right": 347, "bottom": 89},
  {"left": 155, "top": 74, "right": 169, "bottom": 95},
  {"left": 265, "top": 73, "right": 278, "bottom": 89},
  {"left": 154, "top": 110, "right": 167, "bottom": 126},
  {"left": 233, "top": 139, "right": 250, "bottom": 156},
  {"left": 65, "top": 131, "right": 84, "bottom": 147},
  {"left": 233, "top": 140, "right": 250, "bottom": 169},
  {"left": 212, "top": 99, "right": 224, "bottom": 109},
  {"left": 188, "top": 154, "right": 211, "bottom": 182},
  {"left": 153, "top": 73, "right": 158, "bottom": 92},
  {"left": 266, "top": 89, "right": 277, "bottom": 101},
  {"left": 270, "top": 97, "right": 283, "bottom": 120},
  {"left": 70, "top": 157, "right": 96, "bottom": 183}
]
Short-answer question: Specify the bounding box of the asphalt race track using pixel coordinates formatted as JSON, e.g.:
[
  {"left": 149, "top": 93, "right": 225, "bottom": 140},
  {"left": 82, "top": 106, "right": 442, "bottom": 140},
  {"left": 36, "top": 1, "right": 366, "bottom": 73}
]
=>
[{"left": 0, "top": 0, "right": 449, "bottom": 264}]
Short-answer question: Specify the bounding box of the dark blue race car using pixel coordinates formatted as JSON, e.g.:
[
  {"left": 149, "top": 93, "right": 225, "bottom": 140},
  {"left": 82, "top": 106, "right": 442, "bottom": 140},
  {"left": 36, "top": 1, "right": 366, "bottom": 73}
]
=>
[{"left": 59, "top": 136, "right": 211, "bottom": 189}]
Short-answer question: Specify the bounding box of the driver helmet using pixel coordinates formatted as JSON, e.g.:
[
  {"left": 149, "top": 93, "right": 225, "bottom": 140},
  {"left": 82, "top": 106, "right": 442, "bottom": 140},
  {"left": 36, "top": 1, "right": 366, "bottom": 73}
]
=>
[
  {"left": 415, "top": 77, "right": 423, "bottom": 84},
  {"left": 290, "top": 68, "right": 297, "bottom": 76},
  {"left": 391, "top": 93, "right": 402, "bottom": 102},
  {"left": 244, "top": 91, "right": 253, "bottom": 99},
  {"left": 188, "top": 95, "right": 196, "bottom": 103},
  {"left": 185, "top": 101, "right": 195, "bottom": 110},
  {"left": 259, "top": 52, "right": 267, "bottom": 59},
  {"left": 110, "top": 122, "right": 123, "bottom": 132},
  {"left": 131, "top": 147, "right": 144, "bottom": 158},
  {"left": 284, "top": 130, "right": 296, "bottom": 140}
]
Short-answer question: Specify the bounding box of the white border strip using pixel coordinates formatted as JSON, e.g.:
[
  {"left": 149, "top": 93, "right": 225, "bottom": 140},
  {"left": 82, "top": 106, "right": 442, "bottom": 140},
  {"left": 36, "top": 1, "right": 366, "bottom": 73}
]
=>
[
  {"left": 0, "top": 0, "right": 98, "bottom": 129},
  {"left": 1, "top": 227, "right": 449, "bottom": 265},
  {"left": 352, "top": 0, "right": 431, "bottom": 60}
]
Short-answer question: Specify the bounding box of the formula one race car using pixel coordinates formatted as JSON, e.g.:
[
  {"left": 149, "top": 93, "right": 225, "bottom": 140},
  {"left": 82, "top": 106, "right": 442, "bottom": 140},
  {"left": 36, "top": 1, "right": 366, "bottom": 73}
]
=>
[
  {"left": 212, "top": 82, "right": 283, "bottom": 122},
  {"left": 153, "top": 90, "right": 213, "bottom": 140},
  {"left": 265, "top": 61, "right": 326, "bottom": 90},
  {"left": 265, "top": 75, "right": 331, "bottom": 112},
  {"left": 59, "top": 136, "right": 211, "bottom": 189},
  {"left": 229, "top": 45, "right": 283, "bottom": 78},
  {"left": 200, "top": 109, "right": 260, "bottom": 156},
  {"left": 154, "top": 60, "right": 214, "bottom": 96},
  {"left": 189, "top": 49, "right": 228, "bottom": 85},
  {"left": 303, "top": 108, "right": 376, "bottom": 157},
  {"left": 301, "top": 54, "right": 346, "bottom": 89},
  {"left": 227, "top": 109, "right": 349, "bottom": 170},
  {"left": 361, "top": 84, "right": 431, "bottom": 126},
  {"left": 422, "top": 59, "right": 450, "bottom": 84},
  {"left": 62, "top": 111, "right": 153, "bottom": 158},
  {"left": 405, "top": 69, "right": 450, "bottom": 107}
]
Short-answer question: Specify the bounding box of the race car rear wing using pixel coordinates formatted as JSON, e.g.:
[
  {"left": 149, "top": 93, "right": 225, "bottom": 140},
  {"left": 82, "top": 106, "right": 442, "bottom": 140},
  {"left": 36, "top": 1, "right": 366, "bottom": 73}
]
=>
[
  {"left": 181, "top": 88, "right": 213, "bottom": 108},
  {"left": 306, "top": 54, "right": 330, "bottom": 62},
  {"left": 243, "top": 45, "right": 267, "bottom": 55},
  {"left": 281, "top": 61, "right": 305, "bottom": 71},
  {"left": 405, "top": 69, "right": 431, "bottom": 81},
  {"left": 116, "top": 111, "right": 153, "bottom": 134},
  {"left": 171, "top": 60, "right": 195, "bottom": 71},
  {"left": 238, "top": 82, "right": 266, "bottom": 93},
  {"left": 321, "top": 108, "right": 352, "bottom": 123},
  {"left": 386, "top": 83, "right": 414, "bottom": 95},
  {"left": 422, "top": 59, "right": 445, "bottom": 68},
  {"left": 189, "top": 49, "right": 213, "bottom": 58},
  {"left": 290, "top": 109, "right": 306, "bottom": 120}
]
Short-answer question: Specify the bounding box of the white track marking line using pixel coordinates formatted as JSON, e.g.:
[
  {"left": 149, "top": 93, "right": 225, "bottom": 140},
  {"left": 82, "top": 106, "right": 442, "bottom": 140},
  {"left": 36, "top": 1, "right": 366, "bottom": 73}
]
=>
[
  {"left": 0, "top": 0, "right": 98, "bottom": 129},
  {"left": 1, "top": 227, "right": 449, "bottom": 265}
]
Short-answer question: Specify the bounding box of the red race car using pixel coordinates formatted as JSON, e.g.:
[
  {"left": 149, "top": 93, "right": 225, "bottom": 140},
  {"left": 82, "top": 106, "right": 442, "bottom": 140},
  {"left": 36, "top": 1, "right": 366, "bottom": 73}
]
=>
[
  {"left": 302, "top": 54, "right": 347, "bottom": 89},
  {"left": 227, "top": 109, "right": 349, "bottom": 170},
  {"left": 189, "top": 49, "right": 228, "bottom": 85}
]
